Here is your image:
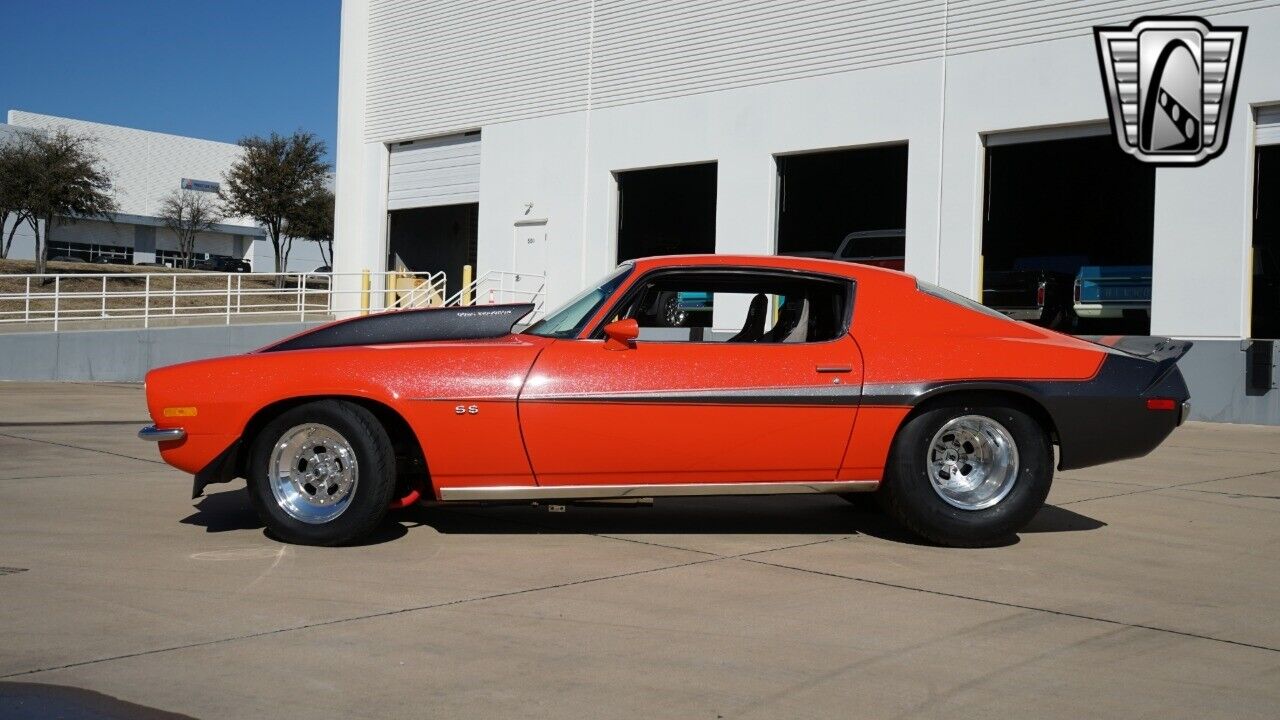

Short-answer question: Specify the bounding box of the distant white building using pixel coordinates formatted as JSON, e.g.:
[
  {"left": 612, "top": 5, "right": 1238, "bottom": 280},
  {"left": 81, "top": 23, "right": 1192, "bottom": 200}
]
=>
[{"left": 1, "top": 111, "right": 325, "bottom": 272}]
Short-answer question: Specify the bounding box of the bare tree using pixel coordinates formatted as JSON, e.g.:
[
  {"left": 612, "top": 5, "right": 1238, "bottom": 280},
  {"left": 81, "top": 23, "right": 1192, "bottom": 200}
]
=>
[
  {"left": 0, "top": 132, "right": 37, "bottom": 259},
  {"left": 288, "top": 187, "right": 334, "bottom": 268},
  {"left": 158, "top": 189, "right": 223, "bottom": 268},
  {"left": 23, "top": 129, "right": 117, "bottom": 275},
  {"left": 221, "top": 131, "right": 329, "bottom": 278}
]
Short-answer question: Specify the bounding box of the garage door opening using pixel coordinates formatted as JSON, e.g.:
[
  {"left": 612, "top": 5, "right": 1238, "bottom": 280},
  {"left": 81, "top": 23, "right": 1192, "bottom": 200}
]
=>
[
  {"left": 616, "top": 162, "right": 717, "bottom": 263},
  {"left": 776, "top": 144, "right": 908, "bottom": 267},
  {"left": 981, "top": 133, "right": 1155, "bottom": 335},
  {"left": 1254, "top": 145, "right": 1280, "bottom": 339},
  {"left": 387, "top": 203, "right": 478, "bottom": 285},
  {"left": 616, "top": 162, "right": 718, "bottom": 328}
]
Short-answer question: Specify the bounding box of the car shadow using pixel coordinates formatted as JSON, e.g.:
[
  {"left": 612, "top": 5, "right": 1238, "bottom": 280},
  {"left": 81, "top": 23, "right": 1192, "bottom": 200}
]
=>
[
  {"left": 180, "top": 488, "right": 1104, "bottom": 548},
  {"left": 179, "top": 488, "right": 408, "bottom": 546}
]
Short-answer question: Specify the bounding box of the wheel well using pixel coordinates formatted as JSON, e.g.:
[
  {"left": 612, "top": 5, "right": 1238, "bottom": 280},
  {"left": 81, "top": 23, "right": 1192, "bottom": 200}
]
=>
[
  {"left": 237, "top": 396, "right": 428, "bottom": 480},
  {"left": 899, "top": 389, "right": 1060, "bottom": 446}
]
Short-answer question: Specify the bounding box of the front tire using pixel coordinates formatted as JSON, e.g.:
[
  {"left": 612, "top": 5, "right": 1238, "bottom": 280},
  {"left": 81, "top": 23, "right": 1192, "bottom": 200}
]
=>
[
  {"left": 246, "top": 400, "right": 396, "bottom": 546},
  {"left": 880, "top": 400, "right": 1052, "bottom": 547}
]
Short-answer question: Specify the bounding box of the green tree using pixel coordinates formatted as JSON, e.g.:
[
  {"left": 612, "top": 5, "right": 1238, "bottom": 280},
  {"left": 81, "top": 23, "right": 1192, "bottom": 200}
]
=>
[
  {"left": 221, "top": 131, "right": 329, "bottom": 277},
  {"left": 158, "top": 188, "right": 223, "bottom": 269},
  {"left": 25, "top": 129, "right": 118, "bottom": 275},
  {"left": 0, "top": 132, "right": 38, "bottom": 260},
  {"left": 288, "top": 187, "right": 334, "bottom": 268}
]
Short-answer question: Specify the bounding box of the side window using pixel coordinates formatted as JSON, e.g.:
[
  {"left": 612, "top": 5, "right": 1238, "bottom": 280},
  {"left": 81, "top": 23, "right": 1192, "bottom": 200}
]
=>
[{"left": 601, "top": 271, "right": 851, "bottom": 344}]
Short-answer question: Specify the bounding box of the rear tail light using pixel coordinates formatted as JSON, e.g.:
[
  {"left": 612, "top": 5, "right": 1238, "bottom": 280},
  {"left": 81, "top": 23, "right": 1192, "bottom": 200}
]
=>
[
  {"left": 1073, "top": 280, "right": 1081, "bottom": 304},
  {"left": 1036, "top": 281, "right": 1046, "bottom": 308},
  {"left": 1146, "top": 398, "right": 1177, "bottom": 411}
]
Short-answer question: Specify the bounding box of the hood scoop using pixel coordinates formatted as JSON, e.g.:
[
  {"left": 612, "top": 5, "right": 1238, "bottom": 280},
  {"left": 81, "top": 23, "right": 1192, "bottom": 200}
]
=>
[{"left": 262, "top": 304, "right": 535, "bottom": 352}]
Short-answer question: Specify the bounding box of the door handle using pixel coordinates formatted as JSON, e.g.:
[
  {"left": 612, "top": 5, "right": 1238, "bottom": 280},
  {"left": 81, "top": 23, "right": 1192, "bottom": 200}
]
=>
[{"left": 815, "top": 365, "right": 853, "bottom": 373}]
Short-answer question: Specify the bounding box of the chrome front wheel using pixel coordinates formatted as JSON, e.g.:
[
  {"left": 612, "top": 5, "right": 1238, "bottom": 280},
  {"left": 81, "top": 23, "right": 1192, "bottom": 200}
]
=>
[
  {"left": 268, "top": 423, "right": 360, "bottom": 524},
  {"left": 926, "top": 415, "right": 1020, "bottom": 511}
]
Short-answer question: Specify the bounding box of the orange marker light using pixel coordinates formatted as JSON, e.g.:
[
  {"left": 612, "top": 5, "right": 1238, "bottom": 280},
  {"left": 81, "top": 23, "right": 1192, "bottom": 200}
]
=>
[{"left": 163, "top": 406, "right": 198, "bottom": 418}]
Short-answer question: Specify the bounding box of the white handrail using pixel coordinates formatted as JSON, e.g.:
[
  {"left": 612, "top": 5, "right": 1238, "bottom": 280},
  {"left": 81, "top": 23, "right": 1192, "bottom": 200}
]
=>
[{"left": 0, "top": 267, "right": 545, "bottom": 331}]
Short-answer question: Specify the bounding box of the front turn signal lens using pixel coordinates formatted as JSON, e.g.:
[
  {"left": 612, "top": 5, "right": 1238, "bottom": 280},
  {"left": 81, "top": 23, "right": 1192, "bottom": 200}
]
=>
[
  {"left": 163, "top": 406, "right": 198, "bottom": 418},
  {"left": 1146, "top": 398, "right": 1177, "bottom": 411}
]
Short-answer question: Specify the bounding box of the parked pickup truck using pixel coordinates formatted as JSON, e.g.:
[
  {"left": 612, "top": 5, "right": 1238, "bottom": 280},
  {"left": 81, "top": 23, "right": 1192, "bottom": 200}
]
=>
[
  {"left": 1073, "top": 265, "right": 1152, "bottom": 319},
  {"left": 982, "top": 256, "right": 1084, "bottom": 329},
  {"left": 784, "top": 229, "right": 905, "bottom": 271}
]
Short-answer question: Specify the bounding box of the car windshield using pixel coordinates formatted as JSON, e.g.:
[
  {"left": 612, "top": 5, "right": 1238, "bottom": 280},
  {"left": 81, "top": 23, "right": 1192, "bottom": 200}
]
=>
[{"left": 523, "top": 263, "right": 634, "bottom": 338}]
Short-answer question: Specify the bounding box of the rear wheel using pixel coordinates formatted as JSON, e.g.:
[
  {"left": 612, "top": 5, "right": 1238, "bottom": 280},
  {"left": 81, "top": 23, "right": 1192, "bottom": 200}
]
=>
[
  {"left": 880, "top": 399, "right": 1052, "bottom": 547},
  {"left": 246, "top": 400, "right": 396, "bottom": 546}
]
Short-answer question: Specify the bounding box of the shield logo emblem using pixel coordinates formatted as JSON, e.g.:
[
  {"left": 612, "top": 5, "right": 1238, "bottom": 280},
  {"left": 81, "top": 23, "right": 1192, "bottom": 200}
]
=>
[{"left": 1095, "top": 16, "right": 1247, "bottom": 166}]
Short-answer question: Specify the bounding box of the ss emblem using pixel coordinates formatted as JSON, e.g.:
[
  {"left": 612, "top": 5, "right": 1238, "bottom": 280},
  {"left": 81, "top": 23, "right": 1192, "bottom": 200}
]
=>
[{"left": 454, "top": 404, "right": 479, "bottom": 415}]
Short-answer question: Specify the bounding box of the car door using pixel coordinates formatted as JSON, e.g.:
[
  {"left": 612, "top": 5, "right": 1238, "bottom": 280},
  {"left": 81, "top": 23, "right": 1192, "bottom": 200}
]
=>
[{"left": 517, "top": 272, "right": 862, "bottom": 487}]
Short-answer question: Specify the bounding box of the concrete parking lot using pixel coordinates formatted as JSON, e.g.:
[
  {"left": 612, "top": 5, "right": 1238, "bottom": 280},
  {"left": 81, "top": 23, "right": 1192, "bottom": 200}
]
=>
[{"left": 1, "top": 382, "right": 1278, "bottom": 719}]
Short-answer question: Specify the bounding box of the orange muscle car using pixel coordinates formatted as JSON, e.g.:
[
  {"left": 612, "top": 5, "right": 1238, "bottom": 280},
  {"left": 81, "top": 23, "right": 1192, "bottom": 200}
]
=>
[{"left": 139, "top": 255, "right": 1191, "bottom": 546}]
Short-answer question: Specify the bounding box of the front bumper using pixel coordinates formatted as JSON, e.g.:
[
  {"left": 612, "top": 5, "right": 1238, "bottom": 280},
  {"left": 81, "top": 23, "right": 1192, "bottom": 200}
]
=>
[{"left": 138, "top": 425, "right": 185, "bottom": 442}]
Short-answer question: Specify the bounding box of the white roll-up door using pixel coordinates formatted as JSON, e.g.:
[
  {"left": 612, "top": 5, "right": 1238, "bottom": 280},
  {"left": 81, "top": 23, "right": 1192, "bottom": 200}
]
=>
[
  {"left": 387, "top": 133, "right": 480, "bottom": 210},
  {"left": 1256, "top": 106, "right": 1280, "bottom": 146}
]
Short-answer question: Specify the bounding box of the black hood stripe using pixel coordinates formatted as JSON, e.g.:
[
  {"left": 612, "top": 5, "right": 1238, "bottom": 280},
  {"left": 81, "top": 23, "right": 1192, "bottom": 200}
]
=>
[{"left": 263, "top": 304, "right": 534, "bottom": 352}]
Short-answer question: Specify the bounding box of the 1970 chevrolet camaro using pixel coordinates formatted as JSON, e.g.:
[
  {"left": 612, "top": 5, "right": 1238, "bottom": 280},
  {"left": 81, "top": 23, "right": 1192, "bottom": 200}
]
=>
[{"left": 139, "top": 255, "right": 1192, "bottom": 547}]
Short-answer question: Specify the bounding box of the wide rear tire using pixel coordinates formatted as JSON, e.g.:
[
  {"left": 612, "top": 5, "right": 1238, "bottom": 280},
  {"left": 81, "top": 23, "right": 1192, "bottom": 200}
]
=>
[
  {"left": 880, "top": 399, "right": 1052, "bottom": 547},
  {"left": 246, "top": 400, "right": 396, "bottom": 546}
]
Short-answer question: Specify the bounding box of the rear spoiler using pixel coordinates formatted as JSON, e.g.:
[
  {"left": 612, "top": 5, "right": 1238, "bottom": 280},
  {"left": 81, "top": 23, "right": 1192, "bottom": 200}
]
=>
[
  {"left": 1084, "top": 335, "right": 1193, "bottom": 363},
  {"left": 1084, "top": 335, "right": 1194, "bottom": 395}
]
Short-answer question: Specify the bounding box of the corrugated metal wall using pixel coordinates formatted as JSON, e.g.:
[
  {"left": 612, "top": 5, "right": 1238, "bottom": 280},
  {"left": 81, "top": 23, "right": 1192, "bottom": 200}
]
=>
[
  {"left": 365, "top": 0, "right": 1280, "bottom": 142},
  {"left": 366, "top": 0, "right": 593, "bottom": 141}
]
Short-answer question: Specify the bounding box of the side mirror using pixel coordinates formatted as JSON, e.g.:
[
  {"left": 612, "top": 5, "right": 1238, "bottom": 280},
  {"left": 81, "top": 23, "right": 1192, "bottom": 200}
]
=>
[{"left": 602, "top": 318, "right": 639, "bottom": 351}]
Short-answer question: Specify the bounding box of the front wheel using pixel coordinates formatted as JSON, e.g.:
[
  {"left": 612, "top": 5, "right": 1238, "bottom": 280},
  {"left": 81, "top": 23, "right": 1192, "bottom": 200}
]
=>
[
  {"left": 880, "top": 400, "right": 1052, "bottom": 547},
  {"left": 246, "top": 400, "right": 396, "bottom": 546}
]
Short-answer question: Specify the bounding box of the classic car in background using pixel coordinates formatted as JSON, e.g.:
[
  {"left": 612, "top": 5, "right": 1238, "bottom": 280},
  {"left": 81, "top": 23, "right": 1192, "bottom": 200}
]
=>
[
  {"left": 982, "top": 256, "right": 1085, "bottom": 329},
  {"left": 1073, "top": 265, "right": 1153, "bottom": 319},
  {"left": 140, "top": 255, "right": 1191, "bottom": 548}
]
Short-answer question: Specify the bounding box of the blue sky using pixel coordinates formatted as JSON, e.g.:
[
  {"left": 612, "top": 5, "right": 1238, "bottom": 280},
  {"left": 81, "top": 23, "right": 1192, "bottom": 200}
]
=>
[{"left": 0, "top": 0, "right": 340, "bottom": 160}]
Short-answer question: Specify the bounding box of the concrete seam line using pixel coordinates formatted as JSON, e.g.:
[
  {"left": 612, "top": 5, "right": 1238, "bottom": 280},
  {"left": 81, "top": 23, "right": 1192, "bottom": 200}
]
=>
[
  {"left": 0, "top": 432, "right": 167, "bottom": 466},
  {"left": 740, "top": 558, "right": 1280, "bottom": 655},
  {"left": 1055, "top": 468, "right": 1280, "bottom": 507},
  {"left": 0, "top": 536, "right": 853, "bottom": 679}
]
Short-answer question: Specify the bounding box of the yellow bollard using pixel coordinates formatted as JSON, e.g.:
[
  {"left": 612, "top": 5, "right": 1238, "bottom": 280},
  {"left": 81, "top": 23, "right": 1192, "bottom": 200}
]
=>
[
  {"left": 360, "top": 269, "right": 370, "bottom": 316},
  {"left": 386, "top": 270, "right": 398, "bottom": 309},
  {"left": 461, "top": 264, "right": 473, "bottom": 306}
]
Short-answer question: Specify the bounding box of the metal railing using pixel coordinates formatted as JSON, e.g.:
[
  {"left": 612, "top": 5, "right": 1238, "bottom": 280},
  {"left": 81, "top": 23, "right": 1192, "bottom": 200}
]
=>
[
  {"left": 445, "top": 270, "right": 546, "bottom": 316},
  {"left": 0, "top": 271, "right": 369, "bottom": 331},
  {"left": 386, "top": 271, "right": 448, "bottom": 310},
  {"left": 0, "top": 268, "right": 545, "bottom": 332}
]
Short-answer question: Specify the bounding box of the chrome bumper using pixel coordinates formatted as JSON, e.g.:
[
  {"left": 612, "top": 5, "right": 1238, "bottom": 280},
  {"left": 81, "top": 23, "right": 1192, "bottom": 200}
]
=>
[
  {"left": 138, "top": 425, "right": 186, "bottom": 442},
  {"left": 1180, "top": 401, "right": 1192, "bottom": 426}
]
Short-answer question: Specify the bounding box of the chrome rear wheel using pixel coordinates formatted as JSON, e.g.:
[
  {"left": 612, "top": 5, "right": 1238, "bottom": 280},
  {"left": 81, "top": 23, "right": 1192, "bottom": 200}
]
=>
[{"left": 926, "top": 415, "right": 1019, "bottom": 511}]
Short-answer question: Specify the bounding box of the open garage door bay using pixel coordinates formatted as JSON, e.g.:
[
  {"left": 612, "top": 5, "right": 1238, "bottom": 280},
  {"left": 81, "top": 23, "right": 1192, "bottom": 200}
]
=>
[
  {"left": 387, "top": 133, "right": 481, "bottom": 291},
  {"left": 981, "top": 128, "right": 1155, "bottom": 335}
]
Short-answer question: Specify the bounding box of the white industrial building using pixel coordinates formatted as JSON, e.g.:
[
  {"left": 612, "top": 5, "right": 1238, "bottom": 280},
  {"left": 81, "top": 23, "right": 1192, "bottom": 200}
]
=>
[
  {"left": 2, "top": 111, "right": 325, "bottom": 272},
  {"left": 333, "top": 1, "right": 1280, "bottom": 423}
]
